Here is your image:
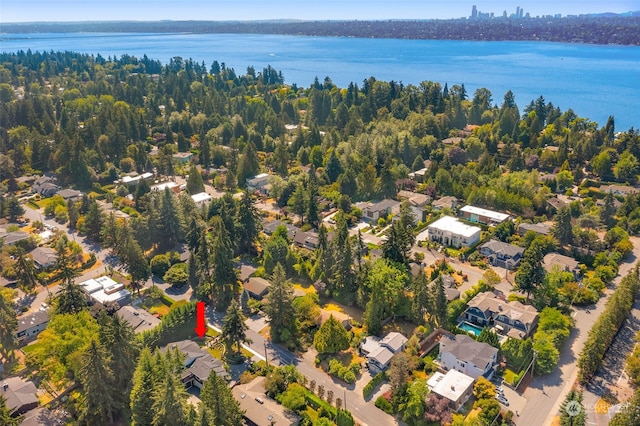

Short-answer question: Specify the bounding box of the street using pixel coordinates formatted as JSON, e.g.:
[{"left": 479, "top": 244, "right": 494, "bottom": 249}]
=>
[
  {"left": 205, "top": 310, "right": 402, "bottom": 426},
  {"left": 515, "top": 237, "right": 640, "bottom": 426}
]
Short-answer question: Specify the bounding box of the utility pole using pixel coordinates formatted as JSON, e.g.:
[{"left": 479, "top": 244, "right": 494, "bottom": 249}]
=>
[{"left": 264, "top": 341, "right": 269, "bottom": 366}]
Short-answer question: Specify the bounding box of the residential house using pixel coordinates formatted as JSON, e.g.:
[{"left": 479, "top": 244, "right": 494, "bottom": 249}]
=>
[
  {"left": 429, "top": 275, "right": 460, "bottom": 302},
  {"left": 318, "top": 310, "right": 351, "bottom": 330},
  {"left": 191, "top": 192, "right": 212, "bottom": 208},
  {"left": 517, "top": 222, "right": 552, "bottom": 236},
  {"left": 543, "top": 252, "right": 581, "bottom": 277},
  {"left": 409, "top": 167, "right": 429, "bottom": 183},
  {"left": 150, "top": 181, "right": 180, "bottom": 194},
  {"left": 546, "top": 197, "right": 567, "bottom": 212},
  {"left": 161, "top": 340, "right": 229, "bottom": 389},
  {"left": 244, "top": 277, "right": 271, "bottom": 300},
  {"left": 232, "top": 377, "right": 300, "bottom": 426},
  {"left": 29, "top": 247, "right": 57, "bottom": 270},
  {"left": 427, "top": 370, "right": 475, "bottom": 412},
  {"left": 431, "top": 196, "right": 458, "bottom": 210},
  {"left": 246, "top": 173, "right": 270, "bottom": 193},
  {"left": 1, "top": 376, "right": 39, "bottom": 417},
  {"left": 464, "top": 292, "right": 539, "bottom": 339},
  {"left": 600, "top": 184, "right": 639, "bottom": 197},
  {"left": 262, "top": 220, "right": 297, "bottom": 240},
  {"left": 397, "top": 190, "right": 430, "bottom": 207},
  {"left": 172, "top": 152, "right": 193, "bottom": 164},
  {"left": 361, "top": 331, "right": 408, "bottom": 373},
  {"left": 459, "top": 205, "right": 510, "bottom": 225},
  {"left": 293, "top": 230, "right": 319, "bottom": 250},
  {"left": 0, "top": 231, "right": 31, "bottom": 246},
  {"left": 116, "top": 172, "right": 154, "bottom": 187},
  {"left": 79, "top": 276, "right": 131, "bottom": 306},
  {"left": 116, "top": 306, "right": 161, "bottom": 333},
  {"left": 238, "top": 264, "right": 257, "bottom": 282},
  {"left": 439, "top": 333, "right": 498, "bottom": 379},
  {"left": 15, "top": 310, "right": 49, "bottom": 344},
  {"left": 32, "top": 176, "right": 59, "bottom": 197},
  {"left": 479, "top": 239, "right": 524, "bottom": 270},
  {"left": 442, "top": 136, "right": 463, "bottom": 145},
  {"left": 57, "top": 188, "right": 83, "bottom": 202},
  {"left": 362, "top": 199, "right": 401, "bottom": 223},
  {"left": 425, "top": 216, "right": 481, "bottom": 248}
]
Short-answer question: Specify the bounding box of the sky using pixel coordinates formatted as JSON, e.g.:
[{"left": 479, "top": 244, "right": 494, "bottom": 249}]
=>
[{"left": 1, "top": 0, "right": 639, "bottom": 23}]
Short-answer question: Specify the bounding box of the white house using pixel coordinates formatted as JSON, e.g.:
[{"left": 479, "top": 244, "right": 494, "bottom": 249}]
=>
[
  {"left": 361, "top": 331, "right": 408, "bottom": 373},
  {"left": 15, "top": 310, "right": 49, "bottom": 344},
  {"left": 79, "top": 276, "right": 131, "bottom": 306},
  {"left": 459, "top": 205, "right": 509, "bottom": 225},
  {"left": 439, "top": 334, "right": 498, "bottom": 379},
  {"left": 427, "top": 370, "right": 475, "bottom": 412},
  {"left": 426, "top": 216, "right": 481, "bottom": 248},
  {"left": 191, "top": 192, "right": 212, "bottom": 208},
  {"left": 246, "top": 173, "right": 270, "bottom": 192}
]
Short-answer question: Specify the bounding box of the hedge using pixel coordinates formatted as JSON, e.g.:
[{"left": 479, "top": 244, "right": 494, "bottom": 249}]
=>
[
  {"left": 305, "top": 392, "right": 337, "bottom": 418},
  {"left": 363, "top": 372, "right": 386, "bottom": 398}
]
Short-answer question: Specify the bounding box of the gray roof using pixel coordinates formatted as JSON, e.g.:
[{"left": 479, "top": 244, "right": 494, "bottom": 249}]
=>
[
  {"left": 380, "top": 332, "right": 408, "bottom": 353},
  {"left": 16, "top": 311, "right": 49, "bottom": 334},
  {"left": 518, "top": 222, "right": 551, "bottom": 236},
  {"left": 369, "top": 345, "right": 395, "bottom": 367},
  {"left": 364, "top": 199, "right": 400, "bottom": 213},
  {"left": 1, "top": 376, "right": 39, "bottom": 416},
  {"left": 293, "top": 230, "right": 319, "bottom": 249},
  {"left": 162, "top": 340, "right": 227, "bottom": 382},
  {"left": 30, "top": 247, "right": 57, "bottom": 268},
  {"left": 244, "top": 277, "right": 271, "bottom": 298},
  {"left": 480, "top": 239, "right": 524, "bottom": 258},
  {"left": 432, "top": 196, "right": 458, "bottom": 209},
  {"left": 116, "top": 306, "right": 161, "bottom": 333},
  {"left": 0, "top": 231, "right": 30, "bottom": 245},
  {"left": 440, "top": 334, "right": 498, "bottom": 370},
  {"left": 263, "top": 220, "right": 297, "bottom": 239},
  {"left": 57, "top": 188, "right": 83, "bottom": 200},
  {"left": 543, "top": 252, "right": 579, "bottom": 272}
]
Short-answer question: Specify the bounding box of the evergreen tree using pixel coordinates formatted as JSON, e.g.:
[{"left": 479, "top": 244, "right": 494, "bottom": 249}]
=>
[
  {"left": 14, "top": 251, "right": 39, "bottom": 294},
  {"left": 411, "top": 268, "right": 430, "bottom": 324},
  {"left": 432, "top": 276, "right": 448, "bottom": 328},
  {"left": 600, "top": 192, "right": 617, "bottom": 229},
  {"left": 378, "top": 158, "right": 397, "bottom": 199},
  {"left": 235, "top": 191, "right": 261, "bottom": 255},
  {"left": 54, "top": 239, "right": 87, "bottom": 315},
  {"left": 332, "top": 215, "right": 355, "bottom": 301},
  {"left": 552, "top": 206, "right": 573, "bottom": 246},
  {"left": 0, "top": 289, "right": 18, "bottom": 362},
  {"left": 236, "top": 141, "right": 260, "bottom": 186},
  {"left": 477, "top": 327, "right": 501, "bottom": 348},
  {"left": 209, "top": 217, "right": 237, "bottom": 311},
  {"left": 130, "top": 348, "right": 157, "bottom": 426},
  {"left": 0, "top": 395, "right": 21, "bottom": 426},
  {"left": 99, "top": 314, "right": 139, "bottom": 411},
  {"left": 79, "top": 339, "right": 117, "bottom": 425},
  {"left": 152, "top": 373, "right": 188, "bottom": 426},
  {"left": 199, "top": 373, "right": 244, "bottom": 426},
  {"left": 186, "top": 165, "right": 205, "bottom": 195},
  {"left": 221, "top": 299, "right": 250, "bottom": 358},
  {"left": 158, "top": 187, "right": 183, "bottom": 248},
  {"left": 122, "top": 234, "right": 150, "bottom": 295},
  {"left": 264, "top": 263, "right": 296, "bottom": 342},
  {"left": 313, "top": 315, "right": 350, "bottom": 354},
  {"left": 83, "top": 200, "right": 104, "bottom": 243},
  {"left": 559, "top": 390, "right": 586, "bottom": 426},
  {"left": 325, "top": 149, "right": 343, "bottom": 183}
]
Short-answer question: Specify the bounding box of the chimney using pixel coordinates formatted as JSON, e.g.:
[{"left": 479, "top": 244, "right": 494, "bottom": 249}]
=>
[
  {"left": 2, "top": 381, "right": 8, "bottom": 391},
  {"left": 498, "top": 304, "right": 503, "bottom": 311},
  {"left": 451, "top": 385, "right": 455, "bottom": 391}
]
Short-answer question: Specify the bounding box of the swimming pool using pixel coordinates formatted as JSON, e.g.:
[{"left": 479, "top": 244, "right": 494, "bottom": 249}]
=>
[{"left": 459, "top": 321, "right": 484, "bottom": 336}]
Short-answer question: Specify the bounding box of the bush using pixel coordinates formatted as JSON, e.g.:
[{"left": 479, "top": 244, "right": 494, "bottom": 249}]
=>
[
  {"left": 150, "top": 254, "right": 171, "bottom": 277},
  {"left": 327, "top": 359, "right": 359, "bottom": 384},
  {"left": 363, "top": 372, "right": 386, "bottom": 398},
  {"left": 375, "top": 396, "right": 394, "bottom": 414}
]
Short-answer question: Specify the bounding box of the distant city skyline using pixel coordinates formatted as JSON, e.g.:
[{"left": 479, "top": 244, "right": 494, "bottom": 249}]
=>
[{"left": 1, "top": 1, "right": 638, "bottom": 23}]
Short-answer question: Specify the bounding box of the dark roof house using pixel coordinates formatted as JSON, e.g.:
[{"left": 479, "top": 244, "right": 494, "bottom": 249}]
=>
[
  {"left": 32, "top": 176, "right": 59, "bottom": 197},
  {"left": 244, "top": 277, "right": 271, "bottom": 300},
  {"left": 479, "top": 239, "right": 524, "bottom": 270},
  {"left": 1, "top": 376, "right": 39, "bottom": 417},
  {"left": 116, "top": 306, "right": 161, "bottom": 333},
  {"left": 161, "top": 340, "right": 228, "bottom": 389}
]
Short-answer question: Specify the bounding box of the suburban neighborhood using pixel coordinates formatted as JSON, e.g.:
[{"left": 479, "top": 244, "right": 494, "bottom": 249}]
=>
[{"left": 1, "top": 48, "right": 640, "bottom": 426}]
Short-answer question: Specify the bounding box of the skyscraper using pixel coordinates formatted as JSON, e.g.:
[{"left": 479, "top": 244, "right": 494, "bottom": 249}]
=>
[{"left": 471, "top": 5, "right": 478, "bottom": 19}]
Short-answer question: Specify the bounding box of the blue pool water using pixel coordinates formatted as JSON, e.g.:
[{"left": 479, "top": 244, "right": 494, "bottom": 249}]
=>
[{"left": 459, "top": 321, "right": 484, "bottom": 336}]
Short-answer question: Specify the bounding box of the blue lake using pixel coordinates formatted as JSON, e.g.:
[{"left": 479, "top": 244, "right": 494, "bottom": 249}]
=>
[{"left": 2, "top": 32, "right": 639, "bottom": 130}]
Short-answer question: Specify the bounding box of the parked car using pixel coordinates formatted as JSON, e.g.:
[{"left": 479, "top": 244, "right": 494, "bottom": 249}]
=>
[{"left": 496, "top": 395, "right": 509, "bottom": 406}]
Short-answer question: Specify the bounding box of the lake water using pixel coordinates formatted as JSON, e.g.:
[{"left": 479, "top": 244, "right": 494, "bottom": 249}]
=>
[{"left": 2, "top": 32, "right": 639, "bottom": 130}]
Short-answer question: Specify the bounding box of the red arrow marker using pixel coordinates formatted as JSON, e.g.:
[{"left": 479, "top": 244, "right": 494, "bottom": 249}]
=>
[{"left": 195, "top": 301, "right": 206, "bottom": 339}]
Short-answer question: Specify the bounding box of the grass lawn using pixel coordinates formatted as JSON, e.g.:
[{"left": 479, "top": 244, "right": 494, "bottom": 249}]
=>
[
  {"left": 21, "top": 342, "right": 43, "bottom": 354},
  {"left": 503, "top": 368, "right": 523, "bottom": 386}
]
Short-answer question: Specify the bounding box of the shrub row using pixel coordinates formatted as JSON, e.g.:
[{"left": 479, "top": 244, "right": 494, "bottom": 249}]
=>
[
  {"left": 578, "top": 264, "right": 640, "bottom": 384},
  {"left": 363, "top": 372, "right": 386, "bottom": 398}
]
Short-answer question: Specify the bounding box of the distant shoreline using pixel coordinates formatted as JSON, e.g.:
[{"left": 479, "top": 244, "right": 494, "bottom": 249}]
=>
[{"left": 3, "top": 16, "right": 640, "bottom": 46}]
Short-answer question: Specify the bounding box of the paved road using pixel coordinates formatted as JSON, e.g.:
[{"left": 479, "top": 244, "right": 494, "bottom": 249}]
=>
[
  {"left": 516, "top": 237, "right": 640, "bottom": 426},
  {"left": 205, "top": 310, "right": 402, "bottom": 426}
]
